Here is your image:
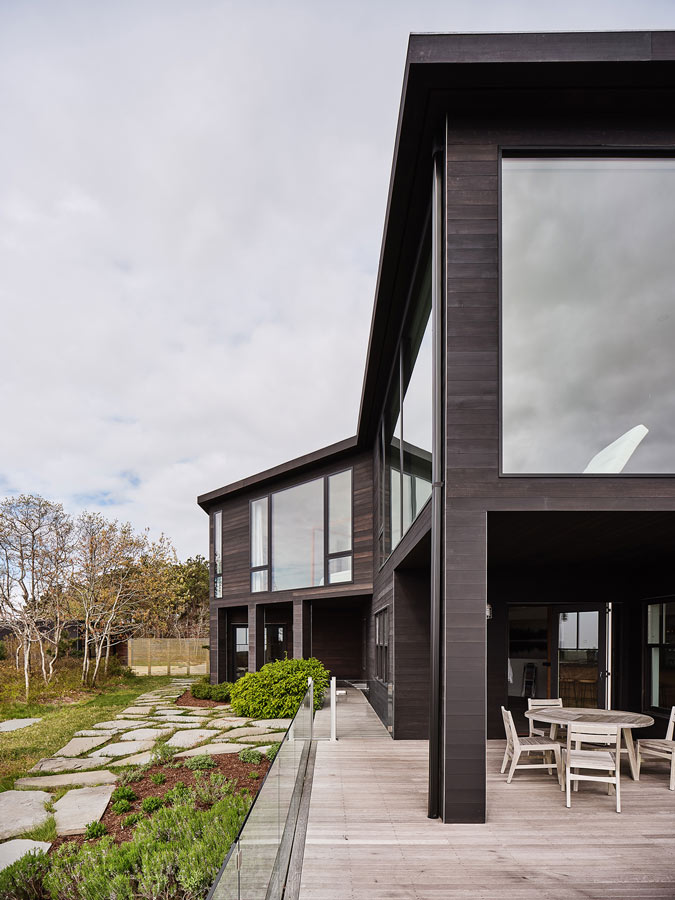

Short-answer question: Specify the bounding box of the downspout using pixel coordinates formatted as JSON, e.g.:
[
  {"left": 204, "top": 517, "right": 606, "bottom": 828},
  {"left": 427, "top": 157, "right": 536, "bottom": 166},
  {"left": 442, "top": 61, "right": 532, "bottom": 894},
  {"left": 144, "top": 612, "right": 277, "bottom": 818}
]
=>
[{"left": 428, "top": 136, "right": 445, "bottom": 818}]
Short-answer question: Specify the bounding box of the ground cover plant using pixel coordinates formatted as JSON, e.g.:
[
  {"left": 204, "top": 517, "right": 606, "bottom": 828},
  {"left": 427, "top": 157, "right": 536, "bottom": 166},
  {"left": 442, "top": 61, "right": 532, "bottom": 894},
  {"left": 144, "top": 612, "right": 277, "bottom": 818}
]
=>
[
  {"left": 189, "top": 678, "right": 232, "bottom": 703},
  {"left": 229, "top": 657, "right": 329, "bottom": 718}
]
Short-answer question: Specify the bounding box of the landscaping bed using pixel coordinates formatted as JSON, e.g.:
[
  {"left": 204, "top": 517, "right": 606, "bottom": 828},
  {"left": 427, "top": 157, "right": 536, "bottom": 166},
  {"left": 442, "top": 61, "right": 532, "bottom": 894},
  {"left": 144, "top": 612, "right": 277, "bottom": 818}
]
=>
[{"left": 175, "top": 689, "right": 227, "bottom": 709}]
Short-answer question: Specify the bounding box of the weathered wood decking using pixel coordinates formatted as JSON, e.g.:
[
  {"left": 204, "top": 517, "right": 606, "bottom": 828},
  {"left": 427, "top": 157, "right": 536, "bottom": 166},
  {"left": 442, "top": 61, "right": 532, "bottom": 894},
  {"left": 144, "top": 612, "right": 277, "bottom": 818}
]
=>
[{"left": 299, "top": 689, "right": 675, "bottom": 899}]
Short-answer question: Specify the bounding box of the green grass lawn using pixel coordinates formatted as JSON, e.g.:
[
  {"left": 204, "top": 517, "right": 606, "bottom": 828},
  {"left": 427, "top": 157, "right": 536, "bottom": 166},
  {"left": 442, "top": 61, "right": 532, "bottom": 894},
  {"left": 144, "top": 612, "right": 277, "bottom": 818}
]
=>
[{"left": 0, "top": 674, "right": 174, "bottom": 789}]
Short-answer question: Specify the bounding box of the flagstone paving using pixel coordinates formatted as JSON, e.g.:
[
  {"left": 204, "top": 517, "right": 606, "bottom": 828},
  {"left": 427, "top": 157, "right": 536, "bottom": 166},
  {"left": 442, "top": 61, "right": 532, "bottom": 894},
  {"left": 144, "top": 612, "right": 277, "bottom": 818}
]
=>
[
  {"left": 120, "top": 727, "right": 174, "bottom": 741},
  {"left": 54, "top": 785, "right": 115, "bottom": 836},
  {"left": 30, "top": 757, "right": 105, "bottom": 773},
  {"left": 0, "top": 839, "right": 52, "bottom": 872},
  {"left": 0, "top": 791, "right": 51, "bottom": 840},
  {"left": 95, "top": 719, "right": 153, "bottom": 730},
  {"left": 108, "top": 751, "right": 154, "bottom": 767},
  {"left": 0, "top": 718, "right": 42, "bottom": 733},
  {"left": 166, "top": 728, "right": 221, "bottom": 749},
  {"left": 174, "top": 742, "right": 254, "bottom": 758},
  {"left": 55, "top": 735, "right": 110, "bottom": 756},
  {"left": 91, "top": 740, "right": 156, "bottom": 757},
  {"left": 16, "top": 771, "right": 118, "bottom": 788}
]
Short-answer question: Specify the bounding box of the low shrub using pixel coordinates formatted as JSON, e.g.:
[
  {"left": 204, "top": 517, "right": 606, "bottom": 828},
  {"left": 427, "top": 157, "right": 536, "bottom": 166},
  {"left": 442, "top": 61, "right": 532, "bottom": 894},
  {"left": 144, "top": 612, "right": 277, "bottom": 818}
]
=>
[
  {"left": 183, "top": 754, "right": 216, "bottom": 771},
  {"left": 210, "top": 681, "right": 232, "bottom": 702},
  {"left": 0, "top": 848, "right": 49, "bottom": 900},
  {"left": 111, "top": 786, "right": 137, "bottom": 804},
  {"left": 122, "top": 813, "right": 143, "bottom": 828},
  {"left": 140, "top": 796, "right": 164, "bottom": 814},
  {"left": 117, "top": 766, "right": 147, "bottom": 784},
  {"left": 191, "top": 681, "right": 212, "bottom": 700},
  {"left": 265, "top": 742, "right": 281, "bottom": 762},
  {"left": 192, "top": 772, "right": 235, "bottom": 805},
  {"left": 111, "top": 799, "right": 132, "bottom": 815},
  {"left": 150, "top": 772, "right": 166, "bottom": 785},
  {"left": 238, "top": 748, "right": 262, "bottom": 764},
  {"left": 84, "top": 821, "right": 107, "bottom": 840},
  {"left": 164, "top": 781, "right": 193, "bottom": 805},
  {"left": 247, "top": 771, "right": 260, "bottom": 780},
  {"left": 229, "top": 657, "right": 329, "bottom": 718},
  {"left": 151, "top": 742, "right": 176, "bottom": 764},
  {"left": 45, "top": 795, "right": 251, "bottom": 900}
]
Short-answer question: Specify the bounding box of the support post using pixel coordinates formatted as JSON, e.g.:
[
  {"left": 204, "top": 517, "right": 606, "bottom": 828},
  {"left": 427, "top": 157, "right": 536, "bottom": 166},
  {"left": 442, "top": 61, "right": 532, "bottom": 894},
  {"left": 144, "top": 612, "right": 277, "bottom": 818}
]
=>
[
  {"left": 330, "top": 676, "right": 337, "bottom": 742},
  {"left": 308, "top": 676, "right": 314, "bottom": 743}
]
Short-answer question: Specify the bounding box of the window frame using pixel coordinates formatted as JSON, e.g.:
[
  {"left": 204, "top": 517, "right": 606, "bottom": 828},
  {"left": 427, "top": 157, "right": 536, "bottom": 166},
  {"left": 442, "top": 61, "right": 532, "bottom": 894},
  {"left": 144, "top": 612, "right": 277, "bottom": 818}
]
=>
[
  {"left": 644, "top": 598, "right": 675, "bottom": 713},
  {"left": 213, "top": 510, "right": 222, "bottom": 599},
  {"left": 375, "top": 607, "right": 390, "bottom": 683}
]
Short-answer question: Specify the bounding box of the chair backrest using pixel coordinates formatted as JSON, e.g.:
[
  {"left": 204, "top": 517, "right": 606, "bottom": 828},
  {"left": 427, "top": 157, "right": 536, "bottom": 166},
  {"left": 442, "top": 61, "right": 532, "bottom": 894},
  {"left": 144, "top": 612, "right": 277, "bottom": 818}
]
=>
[
  {"left": 666, "top": 706, "right": 675, "bottom": 742},
  {"left": 527, "top": 697, "right": 563, "bottom": 710},
  {"left": 566, "top": 721, "right": 619, "bottom": 755},
  {"left": 501, "top": 706, "right": 521, "bottom": 752}
]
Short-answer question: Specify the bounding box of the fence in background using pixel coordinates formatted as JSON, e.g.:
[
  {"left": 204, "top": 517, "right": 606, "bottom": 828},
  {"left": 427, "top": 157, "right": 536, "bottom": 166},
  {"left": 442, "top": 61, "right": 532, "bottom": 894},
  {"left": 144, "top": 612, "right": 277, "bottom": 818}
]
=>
[{"left": 126, "top": 637, "right": 209, "bottom": 675}]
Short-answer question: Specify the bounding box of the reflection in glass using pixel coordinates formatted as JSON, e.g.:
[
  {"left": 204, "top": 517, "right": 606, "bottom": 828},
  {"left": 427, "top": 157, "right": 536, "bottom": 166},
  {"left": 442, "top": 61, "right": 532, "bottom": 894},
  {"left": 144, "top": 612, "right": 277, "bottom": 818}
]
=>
[
  {"left": 328, "top": 471, "right": 352, "bottom": 554},
  {"left": 214, "top": 510, "right": 222, "bottom": 599},
  {"left": 558, "top": 612, "right": 578, "bottom": 649},
  {"left": 251, "top": 498, "right": 268, "bottom": 567},
  {"left": 264, "top": 624, "right": 285, "bottom": 664},
  {"left": 647, "top": 601, "right": 675, "bottom": 709},
  {"left": 648, "top": 603, "right": 661, "bottom": 644},
  {"left": 251, "top": 569, "right": 268, "bottom": 593},
  {"left": 233, "top": 625, "right": 249, "bottom": 680},
  {"left": 502, "top": 157, "right": 675, "bottom": 474},
  {"left": 329, "top": 556, "right": 352, "bottom": 584},
  {"left": 272, "top": 479, "right": 324, "bottom": 591}
]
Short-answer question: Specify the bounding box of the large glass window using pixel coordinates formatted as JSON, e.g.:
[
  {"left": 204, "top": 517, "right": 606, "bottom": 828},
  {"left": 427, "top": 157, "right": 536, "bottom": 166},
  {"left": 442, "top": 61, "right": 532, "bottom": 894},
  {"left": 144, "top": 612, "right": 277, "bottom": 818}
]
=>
[
  {"left": 646, "top": 601, "right": 675, "bottom": 710},
  {"left": 375, "top": 608, "right": 389, "bottom": 682},
  {"left": 250, "top": 469, "right": 353, "bottom": 593},
  {"left": 502, "top": 156, "right": 675, "bottom": 475},
  {"left": 381, "top": 256, "right": 432, "bottom": 560},
  {"left": 213, "top": 510, "right": 222, "bottom": 599}
]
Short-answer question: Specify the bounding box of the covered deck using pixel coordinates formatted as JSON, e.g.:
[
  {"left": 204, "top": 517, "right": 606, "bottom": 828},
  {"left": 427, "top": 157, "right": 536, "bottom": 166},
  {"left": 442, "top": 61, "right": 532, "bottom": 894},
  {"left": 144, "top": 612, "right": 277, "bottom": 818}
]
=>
[{"left": 299, "top": 689, "right": 675, "bottom": 900}]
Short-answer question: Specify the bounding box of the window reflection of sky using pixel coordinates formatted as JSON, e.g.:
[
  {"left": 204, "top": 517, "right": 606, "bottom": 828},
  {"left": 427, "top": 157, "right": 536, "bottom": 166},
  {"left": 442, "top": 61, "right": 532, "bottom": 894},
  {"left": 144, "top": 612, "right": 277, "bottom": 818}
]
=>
[{"left": 502, "top": 157, "right": 675, "bottom": 474}]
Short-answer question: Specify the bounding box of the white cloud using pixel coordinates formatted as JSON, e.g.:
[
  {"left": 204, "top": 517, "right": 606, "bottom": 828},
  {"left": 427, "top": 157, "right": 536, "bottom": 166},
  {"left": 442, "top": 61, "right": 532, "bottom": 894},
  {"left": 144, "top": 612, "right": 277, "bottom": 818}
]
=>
[{"left": 1, "top": 0, "right": 673, "bottom": 555}]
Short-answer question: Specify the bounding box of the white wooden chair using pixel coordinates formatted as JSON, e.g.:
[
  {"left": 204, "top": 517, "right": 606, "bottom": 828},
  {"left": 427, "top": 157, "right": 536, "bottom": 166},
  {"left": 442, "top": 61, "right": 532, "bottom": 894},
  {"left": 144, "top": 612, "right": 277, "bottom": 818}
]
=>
[
  {"left": 564, "top": 721, "right": 621, "bottom": 813},
  {"left": 637, "top": 706, "right": 675, "bottom": 790},
  {"left": 501, "top": 706, "right": 563, "bottom": 787},
  {"left": 527, "top": 697, "right": 564, "bottom": 738}
]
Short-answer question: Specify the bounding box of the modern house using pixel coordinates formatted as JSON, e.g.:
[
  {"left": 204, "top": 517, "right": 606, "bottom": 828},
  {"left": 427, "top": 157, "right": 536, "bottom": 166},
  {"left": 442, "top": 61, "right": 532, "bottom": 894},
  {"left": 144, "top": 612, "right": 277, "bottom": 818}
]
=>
[{"left": 198, "top": 30, "right": 675, "bottom": 824}]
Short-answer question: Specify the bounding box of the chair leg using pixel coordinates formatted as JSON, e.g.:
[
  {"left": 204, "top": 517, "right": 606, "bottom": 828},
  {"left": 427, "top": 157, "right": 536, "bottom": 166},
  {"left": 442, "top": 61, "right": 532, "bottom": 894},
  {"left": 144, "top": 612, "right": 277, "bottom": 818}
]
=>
[
  {"left": 553, "top": 746, "right": 563, "bottom": 789},
  {"left": 501, "top": 744, "right": 510, "bottom": 774},
  {"left": 573, "top": 768, "right": 579, "bottom": 791},
  {"left": 566, "top": 767, "right": 571, "bottom": 808},
  {"left": 615, "top": 770, "right": 621, "bottom": 814},
  {"left": 506, "top": 749, "right": 520, "bottom": 784},
  {"left": 670, "top": 754, "right": 675, "bottom": 791}
]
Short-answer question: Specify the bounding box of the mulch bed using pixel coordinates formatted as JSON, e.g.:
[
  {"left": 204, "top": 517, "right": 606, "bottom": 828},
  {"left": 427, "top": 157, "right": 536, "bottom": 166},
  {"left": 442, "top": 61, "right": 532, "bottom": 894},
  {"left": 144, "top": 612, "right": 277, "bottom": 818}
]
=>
[
  {"left": 176, "top": 689, "right": 229, "bottom": 709},
  {"left": 50, "top": 754, "right": 270, "bottom": 851}
]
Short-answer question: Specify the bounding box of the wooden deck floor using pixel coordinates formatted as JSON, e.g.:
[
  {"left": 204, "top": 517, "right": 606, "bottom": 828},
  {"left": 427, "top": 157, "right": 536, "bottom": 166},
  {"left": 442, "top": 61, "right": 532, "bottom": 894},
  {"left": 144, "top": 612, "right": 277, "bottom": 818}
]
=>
[{"left": 299, "top": 691, "right": 675, "bottom": 900}]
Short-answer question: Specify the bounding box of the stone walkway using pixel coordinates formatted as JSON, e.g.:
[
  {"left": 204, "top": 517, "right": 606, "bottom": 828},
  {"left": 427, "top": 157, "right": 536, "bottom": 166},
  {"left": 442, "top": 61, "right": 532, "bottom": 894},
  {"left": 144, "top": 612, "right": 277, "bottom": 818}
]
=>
[{"left": 0, "top": 677, "right": 290, "bottom": 862}]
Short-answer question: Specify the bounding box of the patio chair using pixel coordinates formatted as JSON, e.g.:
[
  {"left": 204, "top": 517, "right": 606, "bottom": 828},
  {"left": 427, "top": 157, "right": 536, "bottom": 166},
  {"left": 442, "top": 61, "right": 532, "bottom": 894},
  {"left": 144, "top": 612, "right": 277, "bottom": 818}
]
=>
[
  {"left": 564, "top": 722, "right": 621, "bottom": 813},
  {"left": 527, "top": 697, "right": 564, "bottom": 738},
  {"left": 501, "top": 706, "right": 563, "bottom": 787},
  {"left": 637, "top": 706, "right": 675, "bottom": 790}
]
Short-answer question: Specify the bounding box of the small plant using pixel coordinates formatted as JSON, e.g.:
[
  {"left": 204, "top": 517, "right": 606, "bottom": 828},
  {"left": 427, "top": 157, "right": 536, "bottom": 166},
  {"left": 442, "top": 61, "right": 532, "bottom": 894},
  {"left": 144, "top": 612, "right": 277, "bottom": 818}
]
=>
[
  {"left": 84, "top": 820, "right": 107, "bottom": 840},
  {"left": 184, "top": 754, "right": 216, "bottom": 771},
  {"left": 117, "top": 766, "right": 146, "bottom": 784},
  {"left": 248, "top": 771, "right": 260, "bottom": 780},
  {"left": 122, "top": 812, "right": 143, "bottom": 828},
  {"left": 111, "top": 785, "right": 137, "bottom": 804},
  {"left": 192, "top": 772, "right": 235, "bottom": 805},
  {"left": 239, "top": 748, "right": 263, "bottom": 764},
  {"left": 191, "top": 681, "right": 212, "bottom": 700},
  {"left": 151, "top": 742, "right": 176, "bottom": 764},
  {"left": 210, "top": 681, "right": 233, "bottom": 702},
  {"left": 0, "top": 848, "right": 49, "bottom": 900},
  {"left": 111, "top": 798, "right": 132, "bottom": 815},
  {"left": 20, "top": 814, "right": 57, "bottom": 843},
  {"left": 150, "top": 772, "right": 166, "bottom": 785},
  {"left": 265, "top": 742, "right": 281, "bottom": 762},
  {"left": 140, "top": 796, "right": 165, "bottom": 814},
  {"left": 164, "top": 781, "right": 193, "bottom": 805}
]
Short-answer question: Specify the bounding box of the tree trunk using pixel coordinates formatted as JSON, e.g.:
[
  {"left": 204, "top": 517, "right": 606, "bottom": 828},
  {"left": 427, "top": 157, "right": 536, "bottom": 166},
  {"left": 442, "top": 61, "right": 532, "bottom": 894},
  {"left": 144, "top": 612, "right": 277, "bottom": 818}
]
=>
[
  {"left": 23, "top": 638, "right": 30, "bottom": 701},
  {"left": 90, "top": 638, "right": 105, "bottom": 688},
  {"left": 37, "top": 635, "right": 48, "bottom": 685},
  {"left": 104, "top": 633, "right": 111, "bottom": 676}
]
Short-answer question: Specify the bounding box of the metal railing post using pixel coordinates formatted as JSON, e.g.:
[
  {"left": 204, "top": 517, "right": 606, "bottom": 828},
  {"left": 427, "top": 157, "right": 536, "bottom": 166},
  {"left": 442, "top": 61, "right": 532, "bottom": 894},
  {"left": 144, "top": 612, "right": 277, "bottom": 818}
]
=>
[
  {"left": 308, "top": 676, "right": 314, "bottom": 742},
  {"left": 330, "top": 676, "right": 337, "bottom": 742}
]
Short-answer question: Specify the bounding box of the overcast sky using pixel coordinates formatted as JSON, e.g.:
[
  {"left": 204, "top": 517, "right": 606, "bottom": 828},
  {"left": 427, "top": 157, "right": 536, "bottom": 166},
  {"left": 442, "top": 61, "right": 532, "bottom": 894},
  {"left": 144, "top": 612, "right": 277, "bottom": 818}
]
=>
[{"left": 1, "top": 1, "right": 674, "bottom": 558}]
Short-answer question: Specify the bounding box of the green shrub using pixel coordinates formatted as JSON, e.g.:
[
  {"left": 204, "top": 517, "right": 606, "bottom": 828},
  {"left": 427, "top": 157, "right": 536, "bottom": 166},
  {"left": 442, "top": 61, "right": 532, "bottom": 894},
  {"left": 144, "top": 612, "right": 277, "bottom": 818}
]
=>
[
  {"left": 111, "top": 799, "right": 132, "bottom": 815},
  {"left": 210, "top": 681, "right": 232, "bottom": 702},
  {"left": 46, "top": 796, "right": 251, "bottom": 900},
  {"left": 229, "top": 657, "right": 329, "bottom": 718},
  {"left": 151, "top": 742, "right": 176, "bottom": 764},
  {"left": 184, "top": 754, "right": 216, "bottom": 771},
  {"left": 117, "top": 766, "right": 147, "bottom": 784},
  {"left": 191, "top": 682, "right": 212, "bottom": 700},
  {"left": 164, "top": 781, "right": 193, "bottom": 805},
  {"left": 265, "top": 742, "right": 281, "bottom": 762},
  {"left": 140, "top": 796, "right": 164, "bottom": 814},
  {"left": 84, "top": 820, "right": 107, "bottom": 840},
  {"left": 247, "top": 771, "right": 260, "bottom": 780},
  {"left": 122, "top": 813, "right": 143, "bottom": 828},
  {"left": 150, "top": 772, "right": 166, "bottom": 785},
  {"left": 192, "top": 772, "right": 235, "bottom": 805},
  {"left": 111, "top": 785, "right": 137, "bottom": 804},
  {"left": 238, "top": 748, "right": 262, "bottom": 764},
  {"left": 0, "top": 848, "right": 49, "bottom": 900}
]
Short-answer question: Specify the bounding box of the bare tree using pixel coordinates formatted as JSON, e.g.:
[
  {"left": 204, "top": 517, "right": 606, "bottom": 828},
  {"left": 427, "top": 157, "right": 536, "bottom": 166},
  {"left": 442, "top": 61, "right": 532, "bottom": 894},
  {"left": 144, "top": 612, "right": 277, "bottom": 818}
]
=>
[{"left": 0, "top": 495, "right": 74, "bottom": 698}]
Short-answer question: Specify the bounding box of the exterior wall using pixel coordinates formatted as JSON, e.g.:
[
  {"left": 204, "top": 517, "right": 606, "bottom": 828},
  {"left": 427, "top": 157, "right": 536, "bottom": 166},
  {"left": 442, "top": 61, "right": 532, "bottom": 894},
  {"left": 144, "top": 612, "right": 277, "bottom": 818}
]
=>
[
  {"left": 208, "top": 450, "right": 373, "bottom": 682},
  {"left": 441, "top": 87, "right": 675, "bottom": 823}
]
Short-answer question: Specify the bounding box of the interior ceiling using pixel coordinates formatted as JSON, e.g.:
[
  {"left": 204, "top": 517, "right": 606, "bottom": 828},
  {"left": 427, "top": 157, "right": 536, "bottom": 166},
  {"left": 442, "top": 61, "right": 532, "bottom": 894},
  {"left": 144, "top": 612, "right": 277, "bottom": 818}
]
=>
[{"left": 488, "top": 511, "right": 675, "bottom": 568}]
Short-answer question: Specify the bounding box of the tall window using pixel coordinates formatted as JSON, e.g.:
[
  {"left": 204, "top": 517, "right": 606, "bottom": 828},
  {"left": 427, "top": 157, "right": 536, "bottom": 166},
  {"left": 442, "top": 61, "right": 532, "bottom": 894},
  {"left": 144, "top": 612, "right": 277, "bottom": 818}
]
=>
[
  {"left": 646, "top": 601, "right": 675, "bottom": 710},
  {"left": 213, "top": 510, "right": 222, "bottom": 599},
  {"left": 380, "top": 256, "right": 432, "bottom": 561},
  {"left": 502, "top": 155, "right": 675, "bottom": 475},
  {"left": 250, "top": 469, "right": 353, "bottom": 592},
  {"left": 375, "top": 608, "right": 389, "bottom": 682}
]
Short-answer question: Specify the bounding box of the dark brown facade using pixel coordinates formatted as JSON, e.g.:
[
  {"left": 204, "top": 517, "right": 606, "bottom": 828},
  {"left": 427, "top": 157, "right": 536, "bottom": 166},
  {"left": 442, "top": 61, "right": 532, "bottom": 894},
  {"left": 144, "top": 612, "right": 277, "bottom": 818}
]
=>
[{"left": 199, "top": 30, "right": 675, "bottom": 825}]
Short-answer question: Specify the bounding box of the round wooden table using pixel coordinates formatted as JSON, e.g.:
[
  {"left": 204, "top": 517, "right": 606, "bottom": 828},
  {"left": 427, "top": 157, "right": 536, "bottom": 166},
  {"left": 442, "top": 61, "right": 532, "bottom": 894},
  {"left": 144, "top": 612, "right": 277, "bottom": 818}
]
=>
[{"left": 524, "top": 707, "right": 654, "bottom": 781}]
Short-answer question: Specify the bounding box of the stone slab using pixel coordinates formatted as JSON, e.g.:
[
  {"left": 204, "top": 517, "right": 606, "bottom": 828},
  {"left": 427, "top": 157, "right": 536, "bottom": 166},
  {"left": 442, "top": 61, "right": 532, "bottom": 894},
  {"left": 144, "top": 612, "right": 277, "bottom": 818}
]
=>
[
  {"left": 0, "top": 718, "right": 42, "bottom": 733},
  {"left": 120, "top": 728, "right": 173, "bottom": 741},
  {"left": 211, "top": 717, "right": 251, "bottom": 727},
  {"left": 219, "top": 726, "right": 282, "bottom": 740},
  {"left": 108, "top": 751, "right": 154, "bottom": 767},
  {"left": 54, "top": 735, "right": 110, "bottom": 756},
  {"left": 15, "top": 771, "right": 118, "bottom": 789},
  {"left": 174, "top": 742, "right": 253, "bottom": 758},
  {"left": 251, "top": 718, "right": 292, "bottom": 729},
  {"left": 0, "top": 839, "right": 51, "bottom": 872},
  {"left": 30, "top": 757, "right": 105, "bottom": 773},
  {"left": 147, "top": 718, "right": 204, "bottom": 727},
  {"left": 74, "top": 730, "right": 118, "bottom": 738},
  {"left": 166, "top": 729, "right": 221, "bottom": 749},
  {"left": 0, "top": 791, "right": 50, "bottom": 840},
  {"left": 120, "top": 707, "right": 150, "bottom": 715},
  {"left": 54, "top": 785, "right": 115, "bottom": 836},
  {"left": 95, "top": 720, "right": 153, "bottom": 730},
  {"left": 91, "top": 740, "right": 156, "bottom": 757}
]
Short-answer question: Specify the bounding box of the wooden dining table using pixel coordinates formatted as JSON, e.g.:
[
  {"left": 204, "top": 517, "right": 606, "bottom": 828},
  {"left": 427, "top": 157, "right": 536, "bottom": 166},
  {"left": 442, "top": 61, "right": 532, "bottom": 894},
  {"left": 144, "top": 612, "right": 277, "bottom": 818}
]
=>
[{"left": 524, "top": 707, "right": 654, "bottom": 781}]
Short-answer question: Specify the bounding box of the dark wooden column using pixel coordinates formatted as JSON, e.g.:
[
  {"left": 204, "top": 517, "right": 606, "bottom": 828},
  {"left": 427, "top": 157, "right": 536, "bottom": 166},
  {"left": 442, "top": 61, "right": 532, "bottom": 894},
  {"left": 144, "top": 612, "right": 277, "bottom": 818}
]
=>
[
  {"left": 293, "top": 598, "right": 311, "bottom": 658},
  {"left": 216, "top": 607, "right": 228, "bottom": 684},
  {"left": 248, "top": 602, "right": 265, "bottom": 672}
]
